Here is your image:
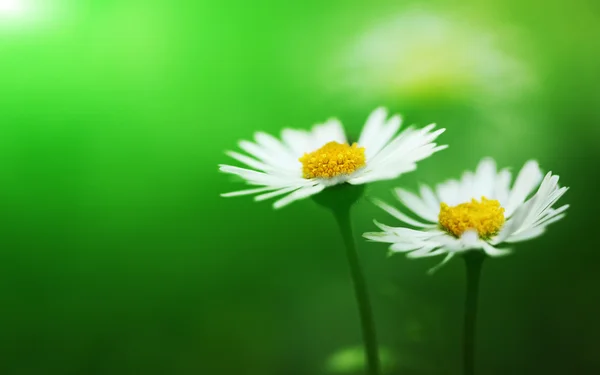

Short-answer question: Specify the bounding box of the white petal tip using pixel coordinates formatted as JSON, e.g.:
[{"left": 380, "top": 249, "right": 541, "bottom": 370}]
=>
[
  {"left": 369, "top": 197, "right": 385, "bottom": 207},
  {"left": 372, "top": 220, "right": 387, "bottom": 230}
]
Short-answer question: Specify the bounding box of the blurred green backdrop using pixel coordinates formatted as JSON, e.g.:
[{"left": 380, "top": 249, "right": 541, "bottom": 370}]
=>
[{"left": 1, "top": 0, "right": 599, "bottom": 374}]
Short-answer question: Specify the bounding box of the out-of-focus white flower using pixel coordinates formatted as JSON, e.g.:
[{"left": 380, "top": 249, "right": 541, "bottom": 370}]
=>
[{"left": 334, "top": 10, "right": 532, "bottom": 100}]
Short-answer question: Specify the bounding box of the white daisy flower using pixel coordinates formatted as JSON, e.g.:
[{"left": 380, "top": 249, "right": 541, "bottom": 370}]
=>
[
  {"left": 364, "top": 158, "right": 569, "bottom": 272},
  {"left": 219, "top": 107, "right": 447, "bottom": 209}
]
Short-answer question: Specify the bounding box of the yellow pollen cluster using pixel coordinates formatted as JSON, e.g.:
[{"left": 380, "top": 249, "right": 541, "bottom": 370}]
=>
[
  {"left": 299, "top": 141, "right": 366, "bottom": 179},
  {"left": 438, "top": 196, "right": 505, "bottom": 239}
]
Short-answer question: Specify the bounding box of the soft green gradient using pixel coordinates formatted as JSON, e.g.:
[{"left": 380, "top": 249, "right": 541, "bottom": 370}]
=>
[{"left": 0, "top": 0, "right": 599, "bottom": 374}]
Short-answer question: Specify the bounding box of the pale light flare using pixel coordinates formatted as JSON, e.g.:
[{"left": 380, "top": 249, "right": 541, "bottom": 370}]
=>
[
  {"left": 0, "top": 0, "right": 26, "bottom": 17},
  {"left": 0, "top": 0, "right": 67, "bottom": 30}
]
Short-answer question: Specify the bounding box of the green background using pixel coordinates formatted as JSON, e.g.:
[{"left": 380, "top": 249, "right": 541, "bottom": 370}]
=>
[{"left": 1, "top": 0, "right": 599, "bottom": 374}]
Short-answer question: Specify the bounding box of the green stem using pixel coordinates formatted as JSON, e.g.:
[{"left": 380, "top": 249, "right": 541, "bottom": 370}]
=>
[
  {"left": 462, "top": 251, "right": 485, "bottom": 375},
  {"left": 332, "top": 207, "right": 381, "bottom": 375}
]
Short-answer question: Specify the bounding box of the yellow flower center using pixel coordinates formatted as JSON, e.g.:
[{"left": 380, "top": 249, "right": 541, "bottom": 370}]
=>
[
  {"left": 299, "top": 141, "right": 366, "bottom": 179},
  {"left": 438, "top": 197, "right": 505, "bottom": 239}
]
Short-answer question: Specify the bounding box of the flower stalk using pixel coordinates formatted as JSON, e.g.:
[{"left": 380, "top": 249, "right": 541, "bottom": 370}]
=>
[
  {"left": 462, "top": 251, "right": 485, "bottom": 375},
  {"left": 333, "top": 207, "right": 381, "bottom": 375},
  {"left": 314, "top": 184, "right": 381, "bottom": 375}
]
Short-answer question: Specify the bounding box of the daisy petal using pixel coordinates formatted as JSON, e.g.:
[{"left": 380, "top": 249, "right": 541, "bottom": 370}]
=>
[
  {"left": 460, "top": 229, "right": 480, "bottom": 248},
  {"left": 348, "top": 163, "right": 417, "bottom": 185},
  {"left": 357, "top": 107, "right": 388, "bottom": 151},
  {"left": 473, "top": 157, "right": 497, "bottom": 198},
  {"left": 436, "top": 179, "right": 461, "bottom": 206},
  {"left": 355, "top": 124, "right": 446, "bottom": 184},
  {"left": 505, "top": 227, "right": 546, "bottom": 243},
  {"left": 273, "top": 184, "right": 325, "bottom": 209},
  {"left": 419, "top": 185, "right": 440, "bottom": 214},
  {"left": 505, "top": 160, "right": 543, "bottom": 217},
  {"left": 394, "top": 188, "right": 439, "bottom": 222},
  {"left": 221, "top": 186, "right": 276, "bottom": 197},
  {"left": 492, "top": 197, "right": 535, "bottom": 244},
  {"left": 407, "top": 247, "right": 446, "bottom": 258},
  {"left": 254, "top": 186, "right": 301, "bottom": 201},
  {"left": 226, "top": 151, "right": 271, "bottom": 172},
  {"left": 493, "top": 169, "right": 512, "bottom": 206},
  {"left": 481, "top": 242, "right": 512, "bottom": 257},
  {"left": 427, "top": 253, "right": 455, "bottom": 275},
  {"left": 373, "top": 220, "right": 445, "bottom": 240},
  {"left": 282, "top": 128, "right": 313, "bottom": 157},
  {"left": 389, "top": 242, "right": 424, "bottom": 252},
  {"left": 371, "top": 198, "right": 435, "bottom": 227},
  {"left": 238, "top": 140, "right": 292, "bottom": 171},
  {"left": 254, "top": 132, "right": 298, "bottom": 167},
  {"left": 219, "top": 165, "right": 301, "bottom": 186},
  {"left": 532, "top": 204, "right": 569, "bottom": 227},
  {"left": 509, "top": 173, "right": 568, "bottom": 234},
  {"left": 534, "top": 213, "right": 566, "bottom": 227},
  {"left": 363, "top": 231, "right": 408, "bottom": 244},
  {"left": 312, "top": 118, "right": 347, "bottom": 147},
  {"left": 362, "top": 114, "right": 402, "bottom": 160}
]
